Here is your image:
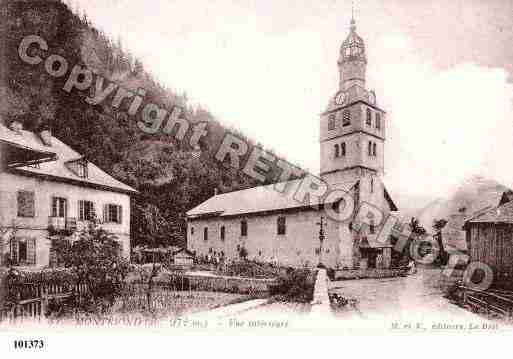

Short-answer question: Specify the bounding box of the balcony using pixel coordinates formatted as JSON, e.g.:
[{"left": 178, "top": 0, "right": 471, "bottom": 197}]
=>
[{"left": 48, "top": 217, "right": 77, "bottom": 235}]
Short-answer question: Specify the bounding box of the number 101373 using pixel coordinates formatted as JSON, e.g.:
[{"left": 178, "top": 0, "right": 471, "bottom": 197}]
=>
[{"left": 14, "top": 339, "right": 44, "bottom": 350}]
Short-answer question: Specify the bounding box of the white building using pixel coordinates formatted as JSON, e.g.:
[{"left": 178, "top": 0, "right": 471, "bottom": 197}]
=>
[
  {"left": 0, "top": 121, "right": 137, "bottom": 268},
  {"left": 187, "top": 18, "right": 398, "bottom": 269}
]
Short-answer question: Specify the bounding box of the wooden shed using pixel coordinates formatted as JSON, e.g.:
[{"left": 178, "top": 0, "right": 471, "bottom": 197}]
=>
[
  {"left": 463, "top": 198, "right": 513, "bottom": 277},
  {"left": 173, "top": 248, "right": 195, "bottom": 266}
]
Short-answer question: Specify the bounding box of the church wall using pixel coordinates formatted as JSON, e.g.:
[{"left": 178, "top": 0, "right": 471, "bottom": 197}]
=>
[{"left": 187, "top": 209, "right": 343, "bottom": 268}]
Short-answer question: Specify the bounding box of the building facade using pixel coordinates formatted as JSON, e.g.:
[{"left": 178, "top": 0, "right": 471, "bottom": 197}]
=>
[
  {"left": 0, "top": 121, "right": 137, "bottom": 268},
  {"left": 187, "top": 18, "right": 397, "bottom": 269},
  {"left": 464, "top": 192, "right": 513, "bottom": 278}
]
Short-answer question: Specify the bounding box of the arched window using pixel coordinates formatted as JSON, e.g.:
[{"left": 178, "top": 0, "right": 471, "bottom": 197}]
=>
[
  {"left": 373, "top": 143, "right": 377, "bottom": 157},
  {"left": 366, "top": 108, "right": 372, "bottom": 126},
  {"left": 220, "top": 226, "right": 225, "bottom": 241},
  {"left": 341, "top": 142, "right": 346, "bottom": 156},
  {"left": 342, "top": 110, "right": 351, "bottom": 126},
  {"left": 240, "top": 220, "right": 248, "bottom": 237},
  {"left": 328, "top": 115, "right": 335, "bottom": 130},
  {"left": 376, "top": 113, "right": 381, "bottom": 130},
  {"left": 203, "top": 227, "right": 208, "bottom": 241},
  {"left": 368, "top": 141, "right": 372, "bottom": 156},
  {"left": 334, "top": 144, "right": 340, "bottom": 158},
  {"left": 277, "top": 216, "right": 286, "bottom": 235}
]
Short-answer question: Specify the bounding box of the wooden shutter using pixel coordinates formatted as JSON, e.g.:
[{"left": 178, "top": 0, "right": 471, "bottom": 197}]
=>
[
  {"left": 117, "top": 205, "right": 122, "bottom": 224},
  {"left": 27, "top": 238, "right": 36, "bottom": 266},
  {"left": 17, "top": 191, "right": 35, "bottom": 217},
  {"left": 103, "top": 204, "right": 108, "bottom": 223},
  {"left": 51, "top": 197, "right": 57, "bottom": 217},
  {"left": 78, "top": 200, "right": 84, "bottom": 220},
  {"left": 10, "top": 239, "right": 18, "bottom": 264}
]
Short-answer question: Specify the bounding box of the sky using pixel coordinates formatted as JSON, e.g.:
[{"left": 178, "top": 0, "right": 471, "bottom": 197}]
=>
[{"left": 68, "top": 0, "right": 513, "bottom": 206}]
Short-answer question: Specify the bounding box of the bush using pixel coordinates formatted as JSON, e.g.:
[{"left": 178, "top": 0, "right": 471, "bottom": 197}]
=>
[
  {"left": 269, "top": 268, "right": 315, "bottom": 303},
  {"left": 51, "top": 224, "right": 130, "bottom": 313}
]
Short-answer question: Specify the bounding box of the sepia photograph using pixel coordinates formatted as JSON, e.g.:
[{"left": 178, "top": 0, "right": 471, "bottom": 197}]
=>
[{"left": 0, "top": 0, "right": 512, "bottom": 355}]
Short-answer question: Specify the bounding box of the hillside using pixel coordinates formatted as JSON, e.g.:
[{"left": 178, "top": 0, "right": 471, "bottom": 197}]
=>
[
  {"left": 416, "top": 175, "right": 510, "bottom": 250},
  {"left": 1, "top": 0, "right": 304, "bottom": 247}
]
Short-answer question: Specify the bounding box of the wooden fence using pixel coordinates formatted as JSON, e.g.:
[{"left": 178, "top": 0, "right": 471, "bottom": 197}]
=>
[
  {"left": 460, "top": 285, "right": 513, "bottom": 320},
  {"left": 0, "top": 282, "right": 87, "bottom": 322}
]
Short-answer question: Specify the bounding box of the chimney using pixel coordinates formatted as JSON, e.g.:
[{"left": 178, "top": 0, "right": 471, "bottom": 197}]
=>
[
  {"left": 9, "top": 121, "right": 23, "bottom": 133},
  {"left": 39, "top": 129, "right": 53, "bottom": 146},
  {"left": 214, "top": 188, "right": 218, "bottom": 196}
]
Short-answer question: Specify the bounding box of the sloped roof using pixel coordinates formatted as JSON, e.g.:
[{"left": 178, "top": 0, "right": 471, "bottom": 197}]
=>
[
  {"left": 0, "top": 123, "right": 57, "bottom": 166},
  {"left": 1, "top": 123, "right": 136, "bottom": 194},
  {"left": 187, "top": 179, "right": 358, "bottom": 218},
  {"left": 465, "top": 199, "right": 513, "bottom": 225}
]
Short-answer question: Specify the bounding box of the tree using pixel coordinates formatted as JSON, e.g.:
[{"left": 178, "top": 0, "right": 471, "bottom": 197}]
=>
[
  {"left": 433, "top": 219, "right": 449, "bottom": 265},
  {"left": 0, "top": 220, "right": 19, "bottom": 268},
  {"left": 239, "top": 246, "right": 248, "bottom": 260},
  {"left": 52, "top": 224, "right": 130, "bottom": 313},
  {"left": 409, "top": 217, "right": 427, "bottom": 236}
]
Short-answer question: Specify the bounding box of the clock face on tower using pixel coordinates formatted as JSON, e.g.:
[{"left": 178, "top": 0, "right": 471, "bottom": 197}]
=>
[{"left": 335, "top": 91, "right": 346, "bottom": 105}]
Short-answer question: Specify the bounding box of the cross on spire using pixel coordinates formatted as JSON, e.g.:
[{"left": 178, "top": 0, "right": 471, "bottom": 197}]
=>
[{"left": 350, "top": 0, "right": 356, "bottom": 31}]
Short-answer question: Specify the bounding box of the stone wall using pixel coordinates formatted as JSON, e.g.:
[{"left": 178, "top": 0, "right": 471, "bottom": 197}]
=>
[
  {"left": 334, "top": 267, "right": 408, "bottom": 280},
  {"left": 157, "top": 272, "right": 276, "bottom": 295},
  {"left": 310, "top": 269, "right": 331, "bottom": 316}
]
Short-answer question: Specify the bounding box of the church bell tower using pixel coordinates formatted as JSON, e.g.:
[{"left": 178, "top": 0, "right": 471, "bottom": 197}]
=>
[{"left": 320, "top": 17, "right": 386, "bottom": 187}]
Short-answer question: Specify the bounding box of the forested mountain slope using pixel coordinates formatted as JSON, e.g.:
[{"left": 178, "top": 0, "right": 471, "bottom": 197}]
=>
[{"left": 1, "top": 0, "right": 304, "bottom": 247}]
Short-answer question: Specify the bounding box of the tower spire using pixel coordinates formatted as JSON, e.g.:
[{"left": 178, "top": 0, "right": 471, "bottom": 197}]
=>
[{"left": 350, "top": 0, "right": 356, "bottom": 31}]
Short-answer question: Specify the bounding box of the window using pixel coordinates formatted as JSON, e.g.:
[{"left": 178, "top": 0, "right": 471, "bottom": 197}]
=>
[
  {"left": 369, "top": 219, "right": 376, "bottom": 234},
  {"left": 373, "top": 143, "right": 377, "bottom": 157},
  {"left": 79, "top": 200, "right": 95, "bottom": 221},
  {"left": 191, "top": 227, "right": 194, "bottom": 235},
  {"left": 342, "top": 110, "right": 351, "bottom": 126},
  {"left": 334, "top": 144, "right": 340, "bottom": 158},
  {"left": 17, "top": 191, "right": 35, "bottom": 218},
  {"left": 104, "top": 204, "right": 122, "bottom": 224},
  {"left": 204, "top": 227, "right": 209, "bottom": 241},
  {"left": 376, "top": 113, "right": 381, "bottom": 130},
  {"left": 328, "top": 115, "right": 335, "bottom": 130},
  {"left": 341, "top": 142, "right": 346, "bottom": 156},
  {"left": 366, "top": 108, "right": 372, "bottom": 126},
  {"left": 368, "top": 141, "right": 372, "bottom": 156},
  {"left": 51, "top": 197, "right": 67, "bottom": 218},
  {"left": 67, "top": 158, "right": 88, "bottom": 179},
  {"left": 371, "top": 177, "right": 374, "bottom": 193},
  {"left": 10, "top": 238, "right": 36, "bottom": 266},
  {"left": 277, "top": 216, "right": 286, "bottom": 235},
  {"left": 220, "top": 226, "right": 225, "bottom": 241},
  {"left": 77, "top": 161, "right": 88, "bottom": 178},
  {"left": 241, "top": 220, "right": 248, "bottom": 237}
]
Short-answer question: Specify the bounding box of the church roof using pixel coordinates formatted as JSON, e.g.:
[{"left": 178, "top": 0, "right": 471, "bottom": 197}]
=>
[{"left": 187, "top": 179, "right": 358, "bottom": 218}]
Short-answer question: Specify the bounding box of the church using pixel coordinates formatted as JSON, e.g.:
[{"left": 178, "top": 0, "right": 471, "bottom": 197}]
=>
[{"left": 186, "top": 18, "right": 398, "bottom": 269}]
